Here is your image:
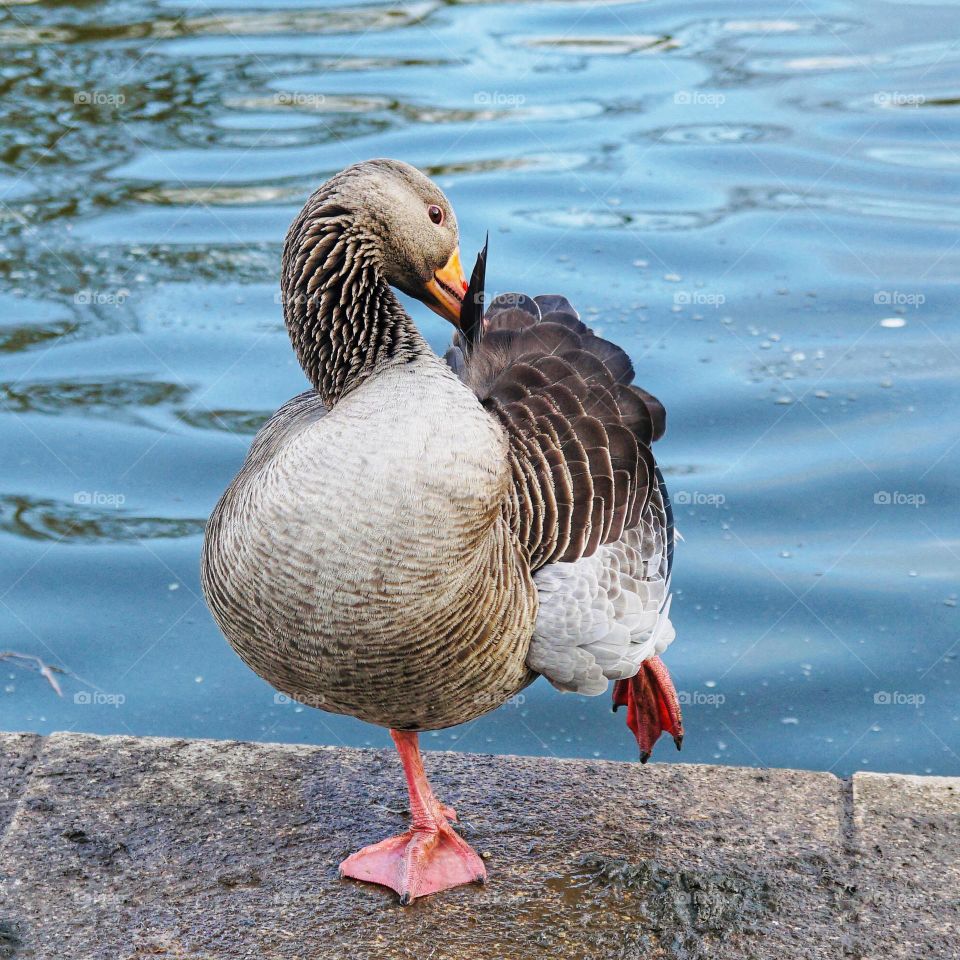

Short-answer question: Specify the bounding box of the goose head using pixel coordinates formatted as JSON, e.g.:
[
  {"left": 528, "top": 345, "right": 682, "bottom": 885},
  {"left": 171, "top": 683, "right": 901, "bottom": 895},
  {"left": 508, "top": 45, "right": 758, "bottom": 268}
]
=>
[
  {"left": 288, "top": 159, "right": 468, "bottom": 326},
  {"left": 281, "top": 160, "right": 471, "bottom": 403},
  {"left": 364, "top": 160, "right": 468, "bottom": 325}
]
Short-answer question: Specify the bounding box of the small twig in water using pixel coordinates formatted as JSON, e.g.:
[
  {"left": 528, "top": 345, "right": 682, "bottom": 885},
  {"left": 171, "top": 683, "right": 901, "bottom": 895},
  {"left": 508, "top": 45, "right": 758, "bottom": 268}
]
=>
[{"left": 0, "top": 651, "right": 64, "bottom": 697}]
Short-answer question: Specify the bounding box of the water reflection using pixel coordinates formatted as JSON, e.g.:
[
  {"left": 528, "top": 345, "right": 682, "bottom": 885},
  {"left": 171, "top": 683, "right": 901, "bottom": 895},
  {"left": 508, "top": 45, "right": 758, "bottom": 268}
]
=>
[
  {"left": 0, "top": 494, "right": 204, "bottom": 543},
  {"left": 0, "top": 377, "right": 190, "bottom": 419},
  {"left": 0, "top": 0, "right": 957, "bottom": 776},
  {"left": 175, "top": 407, "right": 271, "bottom": 435}
]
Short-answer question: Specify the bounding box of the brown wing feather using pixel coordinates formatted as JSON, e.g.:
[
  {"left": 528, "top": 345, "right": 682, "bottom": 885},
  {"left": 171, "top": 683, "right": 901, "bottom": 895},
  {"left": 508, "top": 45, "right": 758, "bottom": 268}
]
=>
[{"left": 456, "top": 291, "right": 667, "bottom": 570}]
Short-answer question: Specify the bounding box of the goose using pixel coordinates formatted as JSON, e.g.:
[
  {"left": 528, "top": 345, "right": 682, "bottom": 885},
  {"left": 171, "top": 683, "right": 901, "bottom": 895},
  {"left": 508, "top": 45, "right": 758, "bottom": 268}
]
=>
[{"left": 201, "top": 159, "right": 682, "bottom": 904}]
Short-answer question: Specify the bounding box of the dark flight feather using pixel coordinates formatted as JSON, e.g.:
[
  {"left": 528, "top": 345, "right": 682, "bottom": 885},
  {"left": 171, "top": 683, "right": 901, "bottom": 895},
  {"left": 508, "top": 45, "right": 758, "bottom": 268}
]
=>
[{"left": 449, "top": 240, "right": 670, "bottom": 570}]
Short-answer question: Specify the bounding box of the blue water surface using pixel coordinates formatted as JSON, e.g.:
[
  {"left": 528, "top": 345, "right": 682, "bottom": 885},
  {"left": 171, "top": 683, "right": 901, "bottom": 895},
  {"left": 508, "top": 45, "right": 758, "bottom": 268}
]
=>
[{"left": 1, "top": 0, "right": 958, "bottom": 776}]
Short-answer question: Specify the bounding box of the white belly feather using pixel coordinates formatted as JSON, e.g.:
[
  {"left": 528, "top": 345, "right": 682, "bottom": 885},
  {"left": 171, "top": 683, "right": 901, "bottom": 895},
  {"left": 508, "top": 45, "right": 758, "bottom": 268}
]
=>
[{"left": 527, "top": 509, "right": 675, "bottom": 696}]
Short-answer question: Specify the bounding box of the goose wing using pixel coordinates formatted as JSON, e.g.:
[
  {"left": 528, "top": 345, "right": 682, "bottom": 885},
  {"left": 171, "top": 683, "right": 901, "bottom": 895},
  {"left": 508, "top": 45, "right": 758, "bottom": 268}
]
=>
[{"left": 449, "top": 254, "right": 675, "bottom": 696}]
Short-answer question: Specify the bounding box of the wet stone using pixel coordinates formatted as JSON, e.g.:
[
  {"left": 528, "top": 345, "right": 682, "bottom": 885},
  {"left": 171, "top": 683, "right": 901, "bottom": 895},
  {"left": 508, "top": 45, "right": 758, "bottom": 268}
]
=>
[
  {"left": 0, "top": 733, "right": 955, "bottom": 959},
  {"left": 0, "top": 733, "right": 40, "bottom": 843},
  {"left": 851, "top": 773, "right": 960, "bottom": 959}
]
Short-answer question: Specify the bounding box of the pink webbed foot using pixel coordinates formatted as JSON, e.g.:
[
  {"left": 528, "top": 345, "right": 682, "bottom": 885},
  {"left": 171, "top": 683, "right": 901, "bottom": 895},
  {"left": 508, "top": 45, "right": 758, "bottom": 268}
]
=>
[
  {"left": 340, "top": 818, "right": 486, "bottom": 904},
  {"left": 339, "top": 729, "right": 485, "bottom": 904},
  {"left": 613, "top": 655, "right": 684, "bottom": 762}
]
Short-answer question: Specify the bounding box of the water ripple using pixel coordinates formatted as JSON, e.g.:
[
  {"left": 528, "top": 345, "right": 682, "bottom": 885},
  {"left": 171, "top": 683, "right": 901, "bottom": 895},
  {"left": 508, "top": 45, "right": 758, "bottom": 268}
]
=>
[
  {"left": 521, "top": 34, "right": 680, "bottom": 55},
  {"left": 526, "top": 185, "right": 960, "bottom": 233},
  {"left": 644, "top": 124, "right": 790, "bottom": 145},
  {"left": 0, "top": 0, "right": 957, "bottom": 776},
  {"left": 0, "top": 3, "right": 440, "bottom": 47},
  {"left": 0, "top": 494, "right": 204, "bottom": 543},
  {"left": 0, "top": 377, "right": 190, "bottom": 422}
]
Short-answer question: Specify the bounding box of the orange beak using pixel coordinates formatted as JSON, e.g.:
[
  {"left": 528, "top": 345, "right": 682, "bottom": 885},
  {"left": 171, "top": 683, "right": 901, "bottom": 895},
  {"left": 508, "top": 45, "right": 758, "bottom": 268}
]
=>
[{"left": 424, "top": 247, "right": 468, "bottom": 326}]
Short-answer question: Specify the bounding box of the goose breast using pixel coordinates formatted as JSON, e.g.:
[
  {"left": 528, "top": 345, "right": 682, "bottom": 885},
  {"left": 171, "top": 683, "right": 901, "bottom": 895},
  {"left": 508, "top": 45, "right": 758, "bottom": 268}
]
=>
[{"left": 201, "top": 355, "right": 538, "bottom": 730}]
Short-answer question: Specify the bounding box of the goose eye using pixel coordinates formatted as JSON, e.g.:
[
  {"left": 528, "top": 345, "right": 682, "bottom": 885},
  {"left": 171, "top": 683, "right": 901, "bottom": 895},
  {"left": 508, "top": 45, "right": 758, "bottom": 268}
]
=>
[{"left": 428, "top": 204, "right": 444, "bottom": 226}]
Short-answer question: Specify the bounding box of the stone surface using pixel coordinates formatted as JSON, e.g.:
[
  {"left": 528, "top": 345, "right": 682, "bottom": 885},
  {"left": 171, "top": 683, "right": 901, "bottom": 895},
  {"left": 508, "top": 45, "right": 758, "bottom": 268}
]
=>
[
  {"left": 0, "top": 732, "right": 954, "bottom": 959},
  {"left": 851, "top": 772, "right": 960, "bottom": 959},
  {"left": 0, "top": 733, "right": 39, "bottom": 842}
]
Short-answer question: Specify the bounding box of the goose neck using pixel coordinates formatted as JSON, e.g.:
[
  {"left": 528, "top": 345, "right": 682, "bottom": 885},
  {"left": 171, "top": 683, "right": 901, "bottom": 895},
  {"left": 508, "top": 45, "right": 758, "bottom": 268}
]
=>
[{"left": 281, "top": 215, "right": 427, "bottom": 407}]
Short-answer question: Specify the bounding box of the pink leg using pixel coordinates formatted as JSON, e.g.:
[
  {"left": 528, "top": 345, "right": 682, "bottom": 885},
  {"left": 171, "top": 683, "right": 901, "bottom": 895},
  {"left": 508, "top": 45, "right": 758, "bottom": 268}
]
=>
[
  {"left": 613, "top": 655, "right": 684, "bottom": 763},
  {"left": 339, "top": 730, "right": 486, "bottom": 904}
]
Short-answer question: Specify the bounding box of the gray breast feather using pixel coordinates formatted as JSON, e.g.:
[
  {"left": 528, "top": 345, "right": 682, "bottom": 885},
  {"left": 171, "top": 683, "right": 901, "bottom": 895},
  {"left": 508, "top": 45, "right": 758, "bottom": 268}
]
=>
[
  {"left": 245, "top": 390, "right": 328, "bottom": 465},
  {"left": 527, "top": 493, "right": 675, "bottom": 696}
]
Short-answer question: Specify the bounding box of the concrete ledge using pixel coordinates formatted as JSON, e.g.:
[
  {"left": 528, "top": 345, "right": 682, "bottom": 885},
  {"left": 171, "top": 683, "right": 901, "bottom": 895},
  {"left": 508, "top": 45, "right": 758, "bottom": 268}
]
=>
[{"left": 0, "top": 733, "right": 956, "bottom": 959}]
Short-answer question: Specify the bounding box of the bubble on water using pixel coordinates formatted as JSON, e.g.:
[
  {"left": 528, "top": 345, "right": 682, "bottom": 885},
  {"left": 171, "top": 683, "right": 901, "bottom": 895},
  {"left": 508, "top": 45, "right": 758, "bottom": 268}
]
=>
[
  {"left": 880, "top": 317, "right": 906, "bottom": 328},
  {"left": 705, "top": 679, "right": 717, "bottom": 688},
  {"left": 664, "top": 273, "right": 682, "bottom": 282},
  {"left": 781, "top": 716, "right": 799, "bottom": 725}
]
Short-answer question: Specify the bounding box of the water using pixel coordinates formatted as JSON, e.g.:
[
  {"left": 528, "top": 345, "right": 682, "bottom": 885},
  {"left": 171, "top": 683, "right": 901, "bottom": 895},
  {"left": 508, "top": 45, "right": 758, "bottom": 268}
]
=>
[{"left": 1, "top": 0, "right": 958, "bottom": 778}]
